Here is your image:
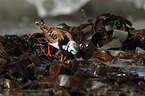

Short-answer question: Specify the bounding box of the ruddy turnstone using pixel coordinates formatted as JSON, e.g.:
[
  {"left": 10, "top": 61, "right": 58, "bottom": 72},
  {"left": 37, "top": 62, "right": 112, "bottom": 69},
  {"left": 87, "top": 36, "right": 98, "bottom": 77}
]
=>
[{"left": 35, "top": 20, "right": 79, "bottom": 61}]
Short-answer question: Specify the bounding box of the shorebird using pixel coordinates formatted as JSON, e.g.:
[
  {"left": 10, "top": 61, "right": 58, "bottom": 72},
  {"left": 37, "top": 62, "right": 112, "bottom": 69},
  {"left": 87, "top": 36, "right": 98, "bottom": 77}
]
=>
[{"left": 35, "top": 20, "right": 79, "bottom": 61}]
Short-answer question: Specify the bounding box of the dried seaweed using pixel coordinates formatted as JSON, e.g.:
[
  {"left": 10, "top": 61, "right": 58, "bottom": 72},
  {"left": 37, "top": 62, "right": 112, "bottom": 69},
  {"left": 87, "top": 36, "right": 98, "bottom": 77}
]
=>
[{"left": 0, "top": 12, "right": 145, "bottom": 96}]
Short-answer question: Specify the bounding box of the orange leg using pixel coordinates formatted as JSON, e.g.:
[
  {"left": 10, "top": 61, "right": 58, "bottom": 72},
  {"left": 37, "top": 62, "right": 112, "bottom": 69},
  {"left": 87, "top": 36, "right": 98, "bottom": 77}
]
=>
[
  {"left": 55, "top": 50, "right": 61, "bottom": 56},
  {"left": 60, "top": 51, "right": 67, "bottom": 62},
  {"left": 60, "top": 53, "right": 63, "bottom": 62},
  {"left": 47, "top": 43, "right": 52, "bottom": 57}
]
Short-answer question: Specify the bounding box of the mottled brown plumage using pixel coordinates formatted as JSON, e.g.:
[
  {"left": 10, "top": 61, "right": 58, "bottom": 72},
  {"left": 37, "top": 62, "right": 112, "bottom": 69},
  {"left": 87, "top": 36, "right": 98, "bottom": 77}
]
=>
[{"left": 35, "top": 20, "right": 79, "bottom": 61}]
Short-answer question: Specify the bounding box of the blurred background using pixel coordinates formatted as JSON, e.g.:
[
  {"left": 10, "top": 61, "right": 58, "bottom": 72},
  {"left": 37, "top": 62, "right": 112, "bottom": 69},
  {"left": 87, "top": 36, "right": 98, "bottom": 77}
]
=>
[{"left": 0, "top": 0, "right": 145, "bottom": 35}]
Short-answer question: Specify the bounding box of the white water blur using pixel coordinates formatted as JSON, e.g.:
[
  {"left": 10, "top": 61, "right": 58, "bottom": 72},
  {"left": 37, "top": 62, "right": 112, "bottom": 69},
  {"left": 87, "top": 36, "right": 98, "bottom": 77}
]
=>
[
  {"left": 116, "top": 0, "right": 145, "bottom": 9},
  {"left": 27, "top": 0, "right": 89, "bottom": 17},
  {"left": 26, "top": 0, "right": 145, "bottom": 18}
]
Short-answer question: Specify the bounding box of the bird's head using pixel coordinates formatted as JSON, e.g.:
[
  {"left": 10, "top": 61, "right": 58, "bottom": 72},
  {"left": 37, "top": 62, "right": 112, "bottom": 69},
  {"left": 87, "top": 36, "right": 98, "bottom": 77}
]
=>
[{"left": 66, "top": 41, "right": 79, "bottom": 55}]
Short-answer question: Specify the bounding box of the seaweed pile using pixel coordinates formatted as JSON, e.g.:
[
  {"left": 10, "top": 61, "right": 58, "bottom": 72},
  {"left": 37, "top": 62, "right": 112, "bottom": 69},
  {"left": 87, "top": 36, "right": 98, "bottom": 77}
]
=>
[{"left": 0, "top": 12, "right": 145, "bottom": 96}]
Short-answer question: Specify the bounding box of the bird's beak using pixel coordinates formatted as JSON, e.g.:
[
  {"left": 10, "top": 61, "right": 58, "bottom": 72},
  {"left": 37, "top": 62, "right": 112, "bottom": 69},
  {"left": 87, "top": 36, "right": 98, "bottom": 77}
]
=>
[{"left": 35, "top": 21, "right": 41, "bottom": 26}]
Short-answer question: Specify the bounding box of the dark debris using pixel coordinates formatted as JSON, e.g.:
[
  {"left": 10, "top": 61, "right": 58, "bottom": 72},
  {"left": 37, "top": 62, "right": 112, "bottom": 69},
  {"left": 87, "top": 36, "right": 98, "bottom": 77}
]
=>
[{"left": 0, "top": 12, "right": 145, "bottom": 96}]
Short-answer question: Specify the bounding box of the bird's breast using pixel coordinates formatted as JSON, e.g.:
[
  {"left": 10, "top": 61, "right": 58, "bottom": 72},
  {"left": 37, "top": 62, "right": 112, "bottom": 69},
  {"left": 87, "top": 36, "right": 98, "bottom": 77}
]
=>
[{"left": 49, "top": 42, "right": 59, "bottom": 49}]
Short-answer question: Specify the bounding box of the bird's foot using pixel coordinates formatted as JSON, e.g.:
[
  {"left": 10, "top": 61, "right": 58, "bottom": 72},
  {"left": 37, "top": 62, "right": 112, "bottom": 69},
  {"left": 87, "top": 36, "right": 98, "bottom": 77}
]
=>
[{"left": 47, "top": 53, "right": 52, "bottom": 57}]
